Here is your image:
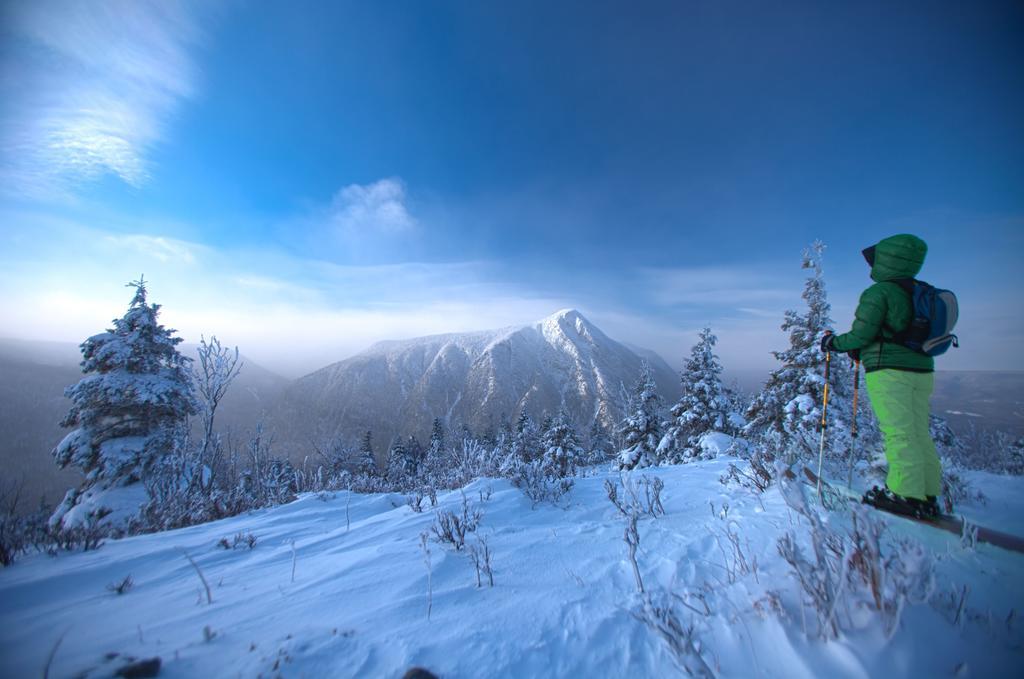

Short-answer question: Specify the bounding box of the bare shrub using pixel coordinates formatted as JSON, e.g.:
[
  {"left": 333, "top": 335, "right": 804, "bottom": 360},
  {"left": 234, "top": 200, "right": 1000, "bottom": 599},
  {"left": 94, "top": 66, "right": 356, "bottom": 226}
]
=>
[
  {"left": 107, "top": 575, "right": 134, "bottom": 595},
  {"left": 180, "top": 548, "right": 213, "bottom": 604},
  {"left": 218, "top": 532, "right": 257, "bottom": 550},
  {"left": 49, "top": 520, "right": 107, "bottom": 554},
  {"left": 778, "top": 479, "right": 936, "bottom": 640},
  {"left": 407, "top": 493, "right": 425, "bottom": 513},
  {"left": 419, "top": 532, "right": 433, "bottom": 620},
  {"left": 777, "top": 528, "right": 847, "bottom": 639},
  {"left": 709, "top": 521, "right": 758, "bottom": 585},
  {"left": 469, "top": 536, "right": 494, "bottom": 588},
  {"left": 633, "top": 593, "right": 715, "bottom": 677},
  {"left": 605, "top": 473, "right": 669, "bottom": 596},
  {"left": 720, "top": 449, "right": 775, "bottom": 493},
  {"left": 430, "top": 492, "right": 482, "bottom": 552},
  {"left": 605, "top": 475, "right": 665, "bottom": 519},
  {"left": 941, "top": 468, "right": 986, "bottom": 513},
  {"left": 511, "top": 460, "right": 574, "bottom": 507},
  {"left": 624, "top": 511, "right": 644, "bottom": 594},
  {"left": 0, "top": 481, "right": 52, "bottom": 566}
]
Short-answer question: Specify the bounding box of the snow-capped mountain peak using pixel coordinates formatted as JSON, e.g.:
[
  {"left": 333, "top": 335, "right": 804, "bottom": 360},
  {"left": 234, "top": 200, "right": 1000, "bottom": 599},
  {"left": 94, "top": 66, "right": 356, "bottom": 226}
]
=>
[
  {"left": 538, "top": 308, "right": 599, "bottom": 346},
  {"left": 270, "top": 311, "right": 677, "bottom": 456}
]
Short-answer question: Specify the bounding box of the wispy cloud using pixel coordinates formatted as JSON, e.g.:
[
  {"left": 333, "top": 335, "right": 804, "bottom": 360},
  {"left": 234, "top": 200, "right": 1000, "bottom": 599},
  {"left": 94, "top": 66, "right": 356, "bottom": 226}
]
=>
[
  {"left": 639, "top": 266, "right": 794, "bottom": 308},
  {"left": 1, "top": 0, "right": 206, "bottom": 197},
  {"left": 329, "top": 178, "right": 417, "bottom": 234},
  {"left": 104, "top": 234, "right": 202, "bottom": 264},
  {"left": 0, "top": 213, "right": 569, "bottom": 376}
]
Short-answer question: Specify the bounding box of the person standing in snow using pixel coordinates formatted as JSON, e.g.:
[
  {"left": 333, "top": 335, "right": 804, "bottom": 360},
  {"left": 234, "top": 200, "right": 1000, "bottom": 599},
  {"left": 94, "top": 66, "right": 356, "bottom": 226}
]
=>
[{"left": 820, "top": 234, "right": 941, "bottom": 518}]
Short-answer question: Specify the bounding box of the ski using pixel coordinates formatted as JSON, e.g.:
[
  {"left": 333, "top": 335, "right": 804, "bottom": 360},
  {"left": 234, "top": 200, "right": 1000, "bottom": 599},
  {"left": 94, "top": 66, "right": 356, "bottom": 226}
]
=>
[{"left": 799, "top": 466, "right": 1024, "bottom": 555}]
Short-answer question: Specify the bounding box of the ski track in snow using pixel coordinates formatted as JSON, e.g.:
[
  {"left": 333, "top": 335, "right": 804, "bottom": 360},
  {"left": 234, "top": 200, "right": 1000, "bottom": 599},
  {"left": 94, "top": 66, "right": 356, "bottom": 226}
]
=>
[{"left": 2, "top": 460, "right": 1023, "bottom": 678}]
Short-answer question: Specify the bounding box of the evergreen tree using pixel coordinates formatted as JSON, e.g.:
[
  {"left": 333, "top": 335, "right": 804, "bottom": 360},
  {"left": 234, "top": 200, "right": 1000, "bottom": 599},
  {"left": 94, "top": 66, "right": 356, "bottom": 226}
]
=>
[
  {"left": 386, "top": 438, "right": 417, "bottom": 487},
  {"left": 512, "top": 411, "right": 540, "bottom": 464},
  {"left": 1009, "top": 436, "right": 1024, "bottom": 476},
  {"left": 51, "top": 278, "right": 196, "bottom": 530},
  {"left": 617, "top": 361, "right": 663, "bottom": 470},
  {"left": 422, "top": 418, "right": 448, "bottom": 483},
  {"left": 587, "top": 420, "right": 612, "bottom": 464},
  {"left": 658, "top": 327, "right": 735, "bottom": 463},
  {"left": 264, "top": 458, "right": 298, "bottom": 505},
  {"left": 495, "top": 415, "right": 514, "bottom": 454},
  {"left": 405, "top": 435, "right": 425, "bottom": 473},
  {"left": 541, "top": 409, "right": 584, "bottom": 477},
  {"left": 357, "top": 430, "right": 377, "bottom": 475},
  {"left": 743, "top": 241, "right": 851, "bottom": 463},
  {"left": 498, "top": 414, "right": 514, "bottom": 445}
]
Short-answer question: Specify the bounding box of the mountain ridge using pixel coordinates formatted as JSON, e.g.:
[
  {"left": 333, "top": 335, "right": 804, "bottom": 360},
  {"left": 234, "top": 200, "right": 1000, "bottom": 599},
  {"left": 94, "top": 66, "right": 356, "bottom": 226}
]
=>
[{"left": 269, "top": 309, "right": 679, "bottom": 457}]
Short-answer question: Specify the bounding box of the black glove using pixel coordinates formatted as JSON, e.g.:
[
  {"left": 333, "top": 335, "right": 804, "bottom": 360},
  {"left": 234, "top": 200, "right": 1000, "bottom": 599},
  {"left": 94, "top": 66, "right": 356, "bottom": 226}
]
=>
[{"left": 820, "top": 333, "right": 837, "bottom": 354}]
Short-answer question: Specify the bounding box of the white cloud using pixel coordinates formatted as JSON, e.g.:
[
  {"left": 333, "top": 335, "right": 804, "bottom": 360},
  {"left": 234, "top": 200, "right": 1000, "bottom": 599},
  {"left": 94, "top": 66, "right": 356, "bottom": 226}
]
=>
[
  {"left": 0, "top": 214, "right": 569, "bottom": 376},
  {"left": 329, "top": 178, "right": 417, "bottom": 234},
  {"left": 1, "top": 0, "right": 205, "bottom": 196}
]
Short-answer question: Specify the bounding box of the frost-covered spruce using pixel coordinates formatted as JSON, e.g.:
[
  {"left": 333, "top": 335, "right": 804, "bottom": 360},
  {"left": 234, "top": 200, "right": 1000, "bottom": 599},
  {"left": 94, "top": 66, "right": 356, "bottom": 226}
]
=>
[
  {"left": 617, "top": 361, "right": 663, "bottom": 470},
  {"left": 1010, "top": 436, "right": 1024, "bottom": 476},
  {"left": 540, "top": 409, "right": 584, "bottom": 477},
  {"left": 513, "top": 411, "right": 540, "bottom": 464},
  {"left": 357, "top": 430, "right": 378, "bottom": 476},
  {"left": 406, "top": 435, "right": 426, "bottom": 473},
  {"left": 386, "top": 439, "right": 419, "bottom": 488},
  {"left": 743, "top": 241, "right": 854, "bottom": 463},
  {"left": 587, "top": 420, "right": 613, "bottom": 464},
  {"left": 51, "top": 278, "right": 196, "bottom": 531},
  {"left": 658, "top": 326, "right": 736, "bottom": 463},
  {"left": 421, "top": 418, "right": 448, "bottom": 484}
]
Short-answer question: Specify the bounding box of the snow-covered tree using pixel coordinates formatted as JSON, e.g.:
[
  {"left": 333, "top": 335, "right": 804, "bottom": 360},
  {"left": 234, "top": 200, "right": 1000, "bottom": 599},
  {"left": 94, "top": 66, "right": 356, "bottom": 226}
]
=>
[
  {"left": 422, "top": 418, "right": 448, "bottom": 482},
  {"left": 617, "top": 362, "right": 663, "bottom": 470},
  {"left": 587, "top": 420, "right": 613, "bottom": 464},
  {"left": 1010, "top": 436, "right": 1024, "bottom": 476},
  {"left": 512, "top": 411, "right": 540, "bottom": 464},
  {"left": 541, "top": 409, "right": 585, "bottom": 477},
  {"left": 193, "top": 335, "right": 242, "bottom": 466},
  {"left": 406, "top": 435, "right": 426, "bottom": 474},
  {"left": 356, "top": 430, "right": 378, "bottom": 476},
  {"left": 658, "top": 327, "right": 736, "bottom": 463},
  {"left": 386, "top": 438, "right": 418, "bottom": 488},
  {"left": 743, "top": 241, "right": 860, "bottom": 465},
  {"left": 51, "top": 278, "right": 196, "bottom": 531}
]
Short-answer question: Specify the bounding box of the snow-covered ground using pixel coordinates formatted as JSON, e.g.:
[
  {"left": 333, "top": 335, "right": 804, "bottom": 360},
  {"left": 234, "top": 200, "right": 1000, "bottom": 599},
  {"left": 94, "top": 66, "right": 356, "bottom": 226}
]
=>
[{"left": 2, "top": 459, "right": 1022, "bottom": 678}]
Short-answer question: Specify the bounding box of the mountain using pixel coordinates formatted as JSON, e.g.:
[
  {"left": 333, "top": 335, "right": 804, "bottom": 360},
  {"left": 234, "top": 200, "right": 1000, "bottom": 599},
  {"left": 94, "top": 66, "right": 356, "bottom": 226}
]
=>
[
  {"left": 269, "top": 310, "right": 679, "bottom": 458},
  {"left": 0, "top": 338, "right": 290, "bottom": 511}
]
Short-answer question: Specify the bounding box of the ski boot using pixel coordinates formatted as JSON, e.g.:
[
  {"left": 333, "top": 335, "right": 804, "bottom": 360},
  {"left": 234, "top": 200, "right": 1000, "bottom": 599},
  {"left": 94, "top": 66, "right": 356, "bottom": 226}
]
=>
[{"left": 862, "top": 486, "right": 939, "bottom": 520}]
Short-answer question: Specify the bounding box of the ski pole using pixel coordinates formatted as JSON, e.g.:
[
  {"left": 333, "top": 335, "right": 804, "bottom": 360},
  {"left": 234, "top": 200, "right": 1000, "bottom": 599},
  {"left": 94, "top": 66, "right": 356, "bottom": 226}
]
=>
[
  {"left": 816, "top": 332, "right": 832, "bottom": 503},
  {"left": 847, "top": 358, "right": 860, "bottom": 488}
]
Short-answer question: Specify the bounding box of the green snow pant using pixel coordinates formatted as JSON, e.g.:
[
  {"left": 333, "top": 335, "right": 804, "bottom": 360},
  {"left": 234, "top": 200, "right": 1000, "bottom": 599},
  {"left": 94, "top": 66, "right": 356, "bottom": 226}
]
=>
[{"left": 865, "top": 369, "right": 942, "bottom": 500}]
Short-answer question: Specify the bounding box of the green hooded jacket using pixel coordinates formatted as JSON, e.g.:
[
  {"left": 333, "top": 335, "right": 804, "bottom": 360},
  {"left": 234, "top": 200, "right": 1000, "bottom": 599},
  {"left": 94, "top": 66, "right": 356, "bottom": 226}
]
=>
[{"left": 831, "top": 234, "right": 935, "bottom": 373}]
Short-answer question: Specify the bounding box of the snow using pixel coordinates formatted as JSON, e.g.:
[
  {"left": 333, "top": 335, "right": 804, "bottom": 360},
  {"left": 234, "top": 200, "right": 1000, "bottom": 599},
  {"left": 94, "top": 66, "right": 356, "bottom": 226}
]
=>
[
  {"left": 697, "top": 432, "right": 735, "bottom": 457},
  {"left": 56, "top": 483, "right": 150, "bottom": 531},
  {"left": 3, "top": 461, "right": 1023, "bottom": 678}
]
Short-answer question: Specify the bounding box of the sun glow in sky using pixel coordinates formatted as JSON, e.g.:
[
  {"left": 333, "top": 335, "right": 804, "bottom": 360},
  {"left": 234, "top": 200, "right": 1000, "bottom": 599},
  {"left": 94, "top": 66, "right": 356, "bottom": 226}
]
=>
[{"left": 1, "top": 1, "right": 1022, "bottom": 376}]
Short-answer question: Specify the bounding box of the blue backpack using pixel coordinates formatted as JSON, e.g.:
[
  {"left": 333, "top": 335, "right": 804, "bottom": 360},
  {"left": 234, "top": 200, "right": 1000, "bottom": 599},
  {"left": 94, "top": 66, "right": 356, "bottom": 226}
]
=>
[{"left": 891, "top": 279, "right": 959, "bottom": 356}]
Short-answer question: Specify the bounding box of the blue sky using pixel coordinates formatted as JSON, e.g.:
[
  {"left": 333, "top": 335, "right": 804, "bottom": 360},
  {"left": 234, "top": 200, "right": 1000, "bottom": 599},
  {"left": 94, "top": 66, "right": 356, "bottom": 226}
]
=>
[{"left": 1, "top": 0, "right": 1021, "bottom": 376}]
